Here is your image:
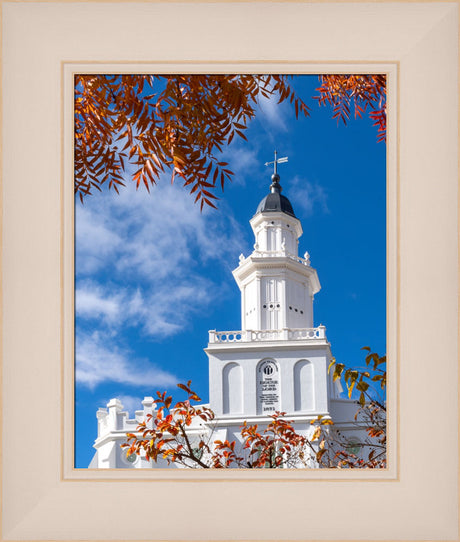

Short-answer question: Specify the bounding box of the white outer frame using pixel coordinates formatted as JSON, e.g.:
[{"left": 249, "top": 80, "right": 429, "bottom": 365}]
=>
[{"left": 2, "top": 1, "right": 458, "bottom": 540}]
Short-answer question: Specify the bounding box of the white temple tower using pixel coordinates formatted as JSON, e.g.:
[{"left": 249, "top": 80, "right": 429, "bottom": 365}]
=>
[
  {"left": 206, "top": 155, "right": 341, "bottom": 439},
  {"left": 91, "top": 154, "right": 363, "bottom": 468}
]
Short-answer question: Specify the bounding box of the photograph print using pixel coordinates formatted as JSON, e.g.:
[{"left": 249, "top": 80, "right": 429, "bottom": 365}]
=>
[{"left": 74, "top": 74, "right": 386, "bottom": 469}]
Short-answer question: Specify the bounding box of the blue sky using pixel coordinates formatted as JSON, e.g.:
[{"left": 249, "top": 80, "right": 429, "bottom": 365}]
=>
[{"left": 75, "top": 75, "right": 386, "bottom": 467}]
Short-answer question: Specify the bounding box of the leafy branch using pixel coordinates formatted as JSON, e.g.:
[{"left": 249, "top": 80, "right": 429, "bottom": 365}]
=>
[
  {"left": 75, "top": 74, "right": 386, "bottom": 207},
  {"left": 122, "top": 348, "right": 386, "bottom": 470}
]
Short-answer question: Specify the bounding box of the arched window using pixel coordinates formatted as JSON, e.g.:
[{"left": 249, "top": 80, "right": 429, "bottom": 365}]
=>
[
  {"left": 294, "top": 360, "right": 314, "bottom": 411},
  {"left": 222, "top": 363, "right": 243, "bottom": 414}
]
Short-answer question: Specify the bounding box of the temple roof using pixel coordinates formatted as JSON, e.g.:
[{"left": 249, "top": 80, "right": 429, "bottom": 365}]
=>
[{"left": 255, "top": 173, "right": 296, "bottom": 218}]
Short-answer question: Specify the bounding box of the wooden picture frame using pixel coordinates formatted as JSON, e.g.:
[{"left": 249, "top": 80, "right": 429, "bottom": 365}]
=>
[{"left": 1, "top": 1, "right": 458, "bottom": 540}]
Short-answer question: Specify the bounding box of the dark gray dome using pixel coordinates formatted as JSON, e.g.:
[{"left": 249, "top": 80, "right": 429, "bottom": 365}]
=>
[
  {"left": 255, "top": 192, "right": 296, "bottom": 217},
  {"left": 255, "top": 173, "right": 296, "bottom": 218}
]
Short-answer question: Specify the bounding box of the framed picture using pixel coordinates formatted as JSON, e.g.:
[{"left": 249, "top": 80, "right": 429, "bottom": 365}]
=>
[
  {"left": 2, "top": 1, "right": 458, "bottom": 540},
  {"left": 72, "top": 72, "right": 389, "bottom": 474}
]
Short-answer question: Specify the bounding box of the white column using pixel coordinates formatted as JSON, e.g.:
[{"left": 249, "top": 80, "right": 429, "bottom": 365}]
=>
[
  {"left": 142, "top": 397, "right": 155, "bottom": 429},
  {"left": 280, "top": 273, "right": 287, "bottom": 329},
  {"left": 96, "top": 409, "right": 108, "bottom": 438},
  {"left": 107, "top": 398, "right": 123, "bottom": 430},
  {"left": 241, "top": 285, "right": 246, "bottom": 329},
  {"left": 276, "top": 225, "right": 282, "bottom": 252},
  {"left": 256, "top": 277, "right": 261, "bottom": 330}
]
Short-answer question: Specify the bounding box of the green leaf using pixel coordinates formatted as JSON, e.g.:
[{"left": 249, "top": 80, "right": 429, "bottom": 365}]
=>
[{"left": 356, "top": 381, "right": 369, "bottom": 392}]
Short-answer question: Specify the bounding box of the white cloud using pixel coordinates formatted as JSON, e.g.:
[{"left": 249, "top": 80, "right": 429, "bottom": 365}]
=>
[
  {"left": 76, "top": 331, "right": 177, "bottom": 390},
  {"left": 258, "top": 94, "right": 288, "bottom": 132},
  {"left": 75, "top": 204, "right": 122, "bottom": 274},
  {"left": 219, "top": 145, "right": 260, "bottom": 186},
  {"left": 76, "top": 282, "right": 123, "bottom": 324},
  {"left": 76, "top": 277, "right": 214, "bottom": 339},
  {"left": 289, "top": 176, "right": 330, "bottom": 216},
  {"left": 75, "top": 176, "right": 249, "bottom": 388},
  {"left": 76, "top": 180, "right": 245, "bottom": 280},
  {"left": 114, "top": 394, "right": 145, "bottom": 415},
  {"left": 256, "top": 82, "right": 289, "bottom": 132},
  {"left": 142, "top": 278, "right": 213, "bottom": 336}
]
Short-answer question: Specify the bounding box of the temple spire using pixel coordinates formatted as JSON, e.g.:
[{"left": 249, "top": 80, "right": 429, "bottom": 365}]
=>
[
  {"left": 265, "top": 150, "right": 288, "bottom": 175},
  {"left": 264, "top": 150, "right": 288, "bottom": 193}
]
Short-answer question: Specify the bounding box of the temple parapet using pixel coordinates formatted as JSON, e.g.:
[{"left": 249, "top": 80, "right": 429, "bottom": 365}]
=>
[
  {"left": 208, "top": 325, "right": 326, "bottom": 344},
  {"left": 96, "top": 396, "right": 155, "bottom": 439}
]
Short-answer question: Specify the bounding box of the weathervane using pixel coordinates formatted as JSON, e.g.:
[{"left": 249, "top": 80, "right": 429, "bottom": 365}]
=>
[{"left": 264, "top": 150, "right": 288, "bottom": 175}]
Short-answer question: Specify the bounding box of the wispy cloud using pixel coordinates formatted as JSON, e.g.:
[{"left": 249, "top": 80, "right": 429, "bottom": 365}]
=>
[
  {"left": 289, "top": 176, "right": 330, "bottom": 216},
  {"left": 76, "top": 331, "right": 177, "bottom": 390},
  {"left": 115, "top": 395, "right": 146, "bottom": 415},
  {"left": 75, "top": 205, "right": 122, "bottom": 275},
  {"left": 75, "top": 278, "right": 213, "bottom": 339},
  {"left": 219, "top": 144, "right": 260, "bottom": 186},
  {"left": 76, "top": 180, "right": 245, "bottom": 279},
  {"left": 257, "top": 88, "right": 288, "bottom": 132},
  {"left": 75, "top": 179, "right": 247, "bottom": 388},
  {"left": 76, "top": 282, "right": 124, "bottom": 324}
]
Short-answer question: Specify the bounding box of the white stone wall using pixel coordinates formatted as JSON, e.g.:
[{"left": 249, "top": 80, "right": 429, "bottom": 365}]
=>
[
  {"left": 207, "top": 343, "right": 332, "bottom": 418},
  {"left": 236, "top": 260, "right": 318, "bottom": 332},
  {"left": 90, "top": 392, "right": 367, "bottom": 469},
  {"left": 250, "top": 213, "right": 302, "bottom": 256},
  {"left": 91, "top": 396, "right": 209, "bottom": 468}
]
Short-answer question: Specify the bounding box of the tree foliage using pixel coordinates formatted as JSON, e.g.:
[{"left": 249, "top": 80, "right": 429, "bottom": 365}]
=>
[
  {"left": 122, "top": 349, "right": 386, "bottom": 469},
  {"left": 75, "top": 75, "right": 309, "bottom": 207},
  {"left": 323, "top": 348, "right": 387, "bottom": 468},
  {"left": 315, "top": 75, "right": 386, "bottom": 143},
  {"left": 75, "top": 74, "right": 386, "bottom": 206}
]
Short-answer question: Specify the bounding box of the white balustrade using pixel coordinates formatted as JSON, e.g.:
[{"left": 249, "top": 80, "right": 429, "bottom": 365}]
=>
[
  {"left": 290, "top": 254, "right": 311, "bottom": 266},
  {"left": 208, "top": 330, "right": 244, "bottom": 343},
  {"left": 250, "top": 249, "right": 311, "bottom": 266},
  {"left": 208, "top": 326, "right": 326, "bottom": 344},
  {"left": 288, "top": 327, "right": 326, "bottom": 340}
]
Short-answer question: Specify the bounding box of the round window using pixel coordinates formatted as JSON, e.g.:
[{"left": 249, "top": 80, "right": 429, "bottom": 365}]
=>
[
  {"left": 126, "top": 452, "right": 137, "bottom": 463},
  {"left": 192, "top": 447, "right": 204, "bottom": 460},
  {"left": 346, "top": 437, "right": 362, "bottom": 455}
]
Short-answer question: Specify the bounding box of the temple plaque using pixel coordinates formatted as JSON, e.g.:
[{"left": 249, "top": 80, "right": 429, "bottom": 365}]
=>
[{"left": 257, "top": 360, "right": 280, "bottom": 414}]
